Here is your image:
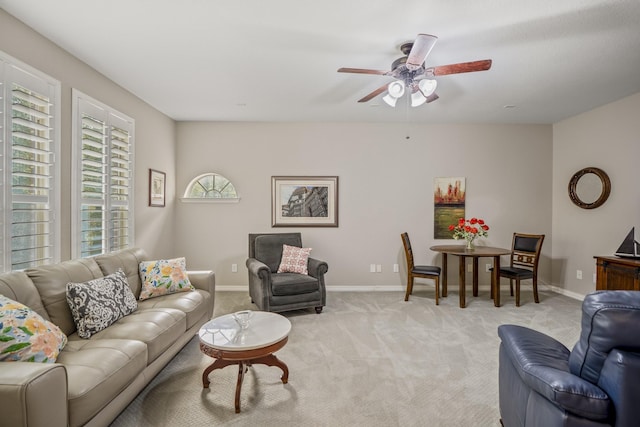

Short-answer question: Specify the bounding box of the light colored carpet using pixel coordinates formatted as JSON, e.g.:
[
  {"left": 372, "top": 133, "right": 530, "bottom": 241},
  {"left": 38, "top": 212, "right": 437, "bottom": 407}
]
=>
[{"left": 110, "top": 288, "right": 583, "bottom": 426}]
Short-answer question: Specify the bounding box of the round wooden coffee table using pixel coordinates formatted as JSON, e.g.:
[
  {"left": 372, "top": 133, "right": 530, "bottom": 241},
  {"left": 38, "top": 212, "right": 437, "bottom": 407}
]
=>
[{"left": 198, "top": 311, "right": 291, "bottom": 413}]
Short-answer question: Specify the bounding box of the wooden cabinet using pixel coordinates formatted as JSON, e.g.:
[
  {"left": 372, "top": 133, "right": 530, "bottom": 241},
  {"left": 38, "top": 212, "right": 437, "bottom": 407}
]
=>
[{"left": 594, "top": 256, "right": 640, "bottom": 291}]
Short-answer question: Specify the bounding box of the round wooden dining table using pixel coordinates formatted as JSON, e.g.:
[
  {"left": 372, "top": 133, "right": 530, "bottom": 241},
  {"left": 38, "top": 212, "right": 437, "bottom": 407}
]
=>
[{"left": 430, "top": 245, "right": 512, "bottom": 308}]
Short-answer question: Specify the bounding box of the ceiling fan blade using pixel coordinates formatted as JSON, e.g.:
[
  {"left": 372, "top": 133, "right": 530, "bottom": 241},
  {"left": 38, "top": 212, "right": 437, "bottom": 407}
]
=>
[
  {"left": 426, "top": 93, "right": 439, "bottom": 103},
  {"left": 357, "top": 83, "right": 389, "bottom": 103},
  {"left": 429, "top": 59, "right": 492, "bottom": 76},
  {"left": 338, "top": 67, "right": 391, "bottom": 75},
  {"left": 406, "top": 34, "right": 438, "bottom": 69}
]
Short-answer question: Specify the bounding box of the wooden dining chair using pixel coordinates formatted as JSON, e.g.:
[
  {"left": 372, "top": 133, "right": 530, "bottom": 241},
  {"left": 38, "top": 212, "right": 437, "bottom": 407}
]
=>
[
  {"left": 401, "top": 232, "right": 441, "bottom": 305},
  {"left": 497, "top": 233, "right": 545, "bottom": 307}
]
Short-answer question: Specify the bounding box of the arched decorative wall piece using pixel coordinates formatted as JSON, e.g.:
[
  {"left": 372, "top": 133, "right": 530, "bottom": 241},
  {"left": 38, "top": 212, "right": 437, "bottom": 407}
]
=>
[{"left": 568, "top": 167, "right": 611, "bottom": 209}]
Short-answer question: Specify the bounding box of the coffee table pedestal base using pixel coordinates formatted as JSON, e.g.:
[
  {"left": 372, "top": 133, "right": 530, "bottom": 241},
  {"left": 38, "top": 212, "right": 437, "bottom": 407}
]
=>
[{"left": 200, "top": 338, "right": 289, "bottom": 413}]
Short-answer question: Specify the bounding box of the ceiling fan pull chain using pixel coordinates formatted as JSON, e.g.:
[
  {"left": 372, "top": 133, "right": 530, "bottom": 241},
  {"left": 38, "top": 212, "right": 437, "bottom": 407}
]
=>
[{"left": 405, "top": 94, "right": 411, "bottom": 140}]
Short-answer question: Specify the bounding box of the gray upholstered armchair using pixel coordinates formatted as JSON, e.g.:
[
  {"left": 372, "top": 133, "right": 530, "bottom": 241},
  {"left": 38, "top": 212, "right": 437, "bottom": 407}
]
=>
[
  {"left": 246, "top": 233, "right": 328, "bottom": 313},
  {"left": 498, "top": 291, "right": 640, "bottom": 427}
]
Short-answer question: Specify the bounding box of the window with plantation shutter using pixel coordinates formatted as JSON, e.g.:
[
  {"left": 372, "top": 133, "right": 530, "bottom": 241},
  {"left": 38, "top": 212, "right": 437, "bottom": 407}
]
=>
[
  {"left": 0, "top": 52, "right": 61, "bottom": 272},
  {"left": 72, "top": 90, "right": 134, "bottom": 258}
]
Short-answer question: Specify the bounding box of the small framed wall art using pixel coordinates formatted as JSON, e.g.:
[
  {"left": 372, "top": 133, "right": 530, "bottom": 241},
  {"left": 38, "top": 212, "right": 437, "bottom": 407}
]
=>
[
  {"left": 149, "top": 169, "right": 166, "bottom": 207},
  {"left": 434, "top": 176, "right": 466, "bottom": 238},
  {"left": 271, "top": 176, "right": 339, "bottom": 227}
]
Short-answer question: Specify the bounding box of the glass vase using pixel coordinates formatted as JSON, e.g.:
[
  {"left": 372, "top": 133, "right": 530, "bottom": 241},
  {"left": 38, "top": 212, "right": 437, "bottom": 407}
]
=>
[{"left": 466, "top": 239, "right": 475, "bottom": 250}]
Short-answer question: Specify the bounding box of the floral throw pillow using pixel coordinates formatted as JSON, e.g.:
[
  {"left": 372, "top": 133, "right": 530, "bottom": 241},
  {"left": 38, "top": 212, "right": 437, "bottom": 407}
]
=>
[
  {"left": 66, "top": 269, "right": 138, "bottom": 339},
  {"left": 277, "top": 244, "right": 312, "bottom": 275},
  {"left": 0, "top": 295, "right": 67, "bottom": 363},
  {"left": 138, "top": 257, "right": 194, "bottom": 301}
]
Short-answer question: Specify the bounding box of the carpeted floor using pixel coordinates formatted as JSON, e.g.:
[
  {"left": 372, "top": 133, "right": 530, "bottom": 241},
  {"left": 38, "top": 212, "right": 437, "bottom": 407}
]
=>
[{"left": 110, "top": 288, "right": 583, "bottom": 426}]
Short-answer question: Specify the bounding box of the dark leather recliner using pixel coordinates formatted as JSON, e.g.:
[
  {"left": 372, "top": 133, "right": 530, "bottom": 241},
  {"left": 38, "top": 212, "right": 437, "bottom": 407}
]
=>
[
  {"left": 246, "top": 233, "right": 327, "bottom": 313},
  {"left": 498, "top": 291, "right": 640, "bottom": 427}
]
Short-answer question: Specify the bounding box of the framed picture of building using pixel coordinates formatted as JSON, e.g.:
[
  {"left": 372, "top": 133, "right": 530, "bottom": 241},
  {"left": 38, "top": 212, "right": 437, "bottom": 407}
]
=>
[{"left": 271, "top": 176, "right": 338, "bottom": 227}]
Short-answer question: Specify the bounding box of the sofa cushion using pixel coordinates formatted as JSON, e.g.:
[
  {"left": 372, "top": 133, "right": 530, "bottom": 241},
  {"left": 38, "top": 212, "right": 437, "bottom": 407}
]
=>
[
  {"left": 58, "top": 338, "right": 147, "bottom": 427},
  {"left": 137, "top": 289, "right": 209, "bottom": 330},
  {"left": 94, "top": 247, "right": 148, "bottom": 298},
  {"left": 0, "top": 295, "right": 67, "bottom": 363},
  {"left": 277, "top": 244, "right": 311, "bottom": 275},
  {"left": 0, "top": 271, "right": 50, "bottom": 321},
  {"left": 83, "top": 307, "right": 187, "bottom": 363},
  {"left": 138, "top": 257, "right": 194, "bottom": 301},
  {"left": 66, "top": 269, "right": 138, "bottom": 339},
  {"left": 26, "top": 258, "right": 104, "bottom": 336},
  {"left": 271, "top": 273, "right": 319, "bottom": 296}
]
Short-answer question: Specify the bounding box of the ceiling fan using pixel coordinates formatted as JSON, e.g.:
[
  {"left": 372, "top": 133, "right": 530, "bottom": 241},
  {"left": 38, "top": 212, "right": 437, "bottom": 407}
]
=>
[{"left": 338, "top": 34, "right": 492, "bottom": 107}]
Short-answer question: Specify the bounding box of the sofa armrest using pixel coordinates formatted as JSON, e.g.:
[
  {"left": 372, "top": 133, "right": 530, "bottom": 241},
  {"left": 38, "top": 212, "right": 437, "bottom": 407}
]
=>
[
  {"left": 498, "top": 324, "right": 610, "bottom": 420},
  {"left": 187, "top": 270, "right": 215, "bottom": 294},
  {"left": 247, "top": 258, "right": 271, "bottom": 281},
  {"left": 0, "top": 362, "right": 68, "bottom": 427},
  {"left": 597, "top": 349, "right": 640, "bottom": 426},
  {"left": 246, "top": 258, "right": 271, "bottom": 309},
  {"left": 308, "top": 257, "right": 328, "bottom": 279}
]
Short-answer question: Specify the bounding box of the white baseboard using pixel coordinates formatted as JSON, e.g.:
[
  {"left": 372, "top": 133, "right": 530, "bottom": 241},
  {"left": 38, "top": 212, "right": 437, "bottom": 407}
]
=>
[
  {"left": 544, "top": 283, "right": 585, "bottom": 301},
  {"left": 326, "top": 285, "right": 403, "bottom": 292},
  {"left": 214, "top": 285, "right": 405, "bottom": 292},
  {"left": 215, "top": 285, "right": 249, "bottom": 291},
  {"left": 215, "top": 282, "right": 586, "bottom": 301}
]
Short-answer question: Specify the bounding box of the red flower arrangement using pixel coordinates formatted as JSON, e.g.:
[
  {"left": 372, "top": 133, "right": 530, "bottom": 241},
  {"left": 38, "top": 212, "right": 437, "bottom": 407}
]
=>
[{"left": 449, "top": 217, "right": 490, "bottom": 249}]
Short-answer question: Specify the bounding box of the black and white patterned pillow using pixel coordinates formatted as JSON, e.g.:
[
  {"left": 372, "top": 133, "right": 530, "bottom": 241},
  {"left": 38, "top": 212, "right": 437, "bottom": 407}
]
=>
[{"left": 66, "top": 269, "right": 138, "bottom": 339}]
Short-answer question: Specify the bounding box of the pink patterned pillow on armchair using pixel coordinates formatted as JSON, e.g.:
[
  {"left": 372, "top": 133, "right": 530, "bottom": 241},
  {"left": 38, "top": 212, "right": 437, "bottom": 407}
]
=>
[{"left": 277, "top": 244, "right": 312, "bottom": 275}]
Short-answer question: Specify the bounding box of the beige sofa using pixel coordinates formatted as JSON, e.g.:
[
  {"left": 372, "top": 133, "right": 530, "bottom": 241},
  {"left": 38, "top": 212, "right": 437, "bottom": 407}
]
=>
[{"left": 0, "top": 248, "right": 215, "bottom": 427}]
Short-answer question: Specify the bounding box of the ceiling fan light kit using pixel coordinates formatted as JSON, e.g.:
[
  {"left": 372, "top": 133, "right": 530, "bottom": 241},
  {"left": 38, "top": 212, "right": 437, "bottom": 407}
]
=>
[
  {"left": 338, "top": 33, "right": 492, "bottom": 108},
  {"left": 418, "top": 78, "right": 437, "bottom": 96},
  {"left": 382, "top": 80, "right": 406, "bottom": 107}
]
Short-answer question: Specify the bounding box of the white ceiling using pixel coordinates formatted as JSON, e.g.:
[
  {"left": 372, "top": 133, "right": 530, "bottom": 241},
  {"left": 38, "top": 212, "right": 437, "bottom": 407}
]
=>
[{"left": 2, "top": 0, "right": 640, "bottom": 124}]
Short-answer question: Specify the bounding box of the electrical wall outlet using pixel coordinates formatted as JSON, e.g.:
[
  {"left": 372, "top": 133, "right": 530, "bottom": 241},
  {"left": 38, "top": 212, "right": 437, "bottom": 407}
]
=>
[
  {"left": 576, "top": 270, "right": 583, "bottom": 280},
  {"left": 393, "top": 263, "right": 399, "bottom": 273},
  {"left": 376, "top": 264, "right": 382, "bottom": 273},
  {"left": 467, "top": 263, "right": 472, "bottom": 272},
  {"left": 370, "top": 264, "right": 376, "bottom": 273},
  {"left": 231, "top": 263, "right": 238, "bottom": 273},
  {"left": 485, "top": 264, "right": 491, "bottom": 273}
]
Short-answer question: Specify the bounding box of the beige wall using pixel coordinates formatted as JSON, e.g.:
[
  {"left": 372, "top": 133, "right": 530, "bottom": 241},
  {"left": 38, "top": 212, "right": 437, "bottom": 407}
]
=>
[
  {"left": 5, "top": 9, "right": 637, "bottom": 298},
  {"left": 552, "top": 92, "right": 640, "bottom": 296},
  {"left": 175, "top": 122, "right": 553, "bottom": 290},
  {"left": 0, "top": 10, "right": 177, "bottom": 260}
]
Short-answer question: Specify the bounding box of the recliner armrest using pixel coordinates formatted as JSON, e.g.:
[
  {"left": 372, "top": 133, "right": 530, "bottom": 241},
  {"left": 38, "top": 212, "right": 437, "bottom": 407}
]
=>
[
  {"left": 520, "top": 360, "right": 610, "bottom": 420},
  {"left": 0, "top": 362, "right": 68, "bottom": 427},
  {"left": 498, "top": 324, "right": 610, "bottom": 420},
  {"left": 307, "top": 257, "right": 328, "bottom": 278},
  {"left": 597, "top": 349, "right": 640, "bottom": 426}
]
